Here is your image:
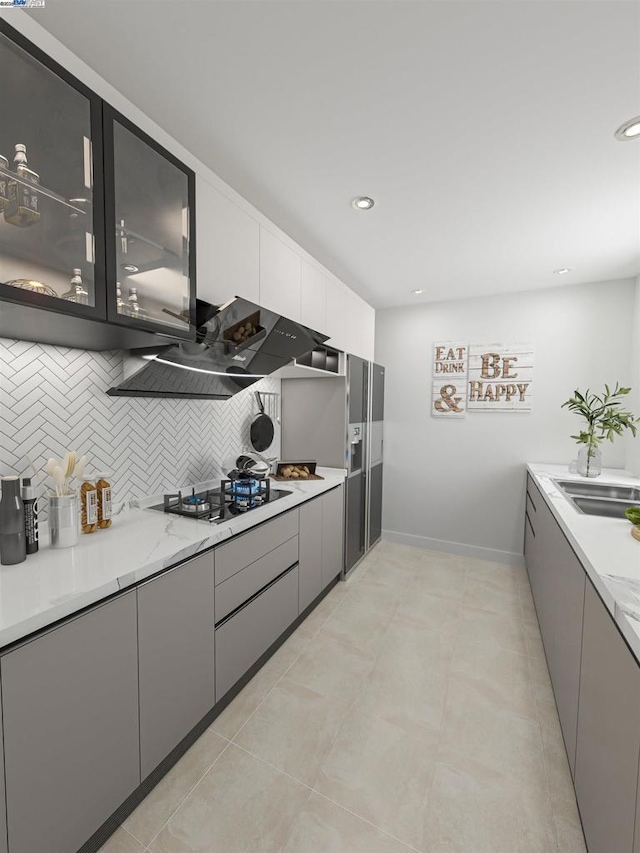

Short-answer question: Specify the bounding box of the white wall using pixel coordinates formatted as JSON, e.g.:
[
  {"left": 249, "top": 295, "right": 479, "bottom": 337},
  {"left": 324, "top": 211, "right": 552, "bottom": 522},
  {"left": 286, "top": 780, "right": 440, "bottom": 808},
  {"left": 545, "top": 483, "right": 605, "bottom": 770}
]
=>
[
  {"left": 375, "top": 279, "right": 636, "bottom": 563},
  {"left": 627, "top": 276, "right": 640, "bottom": 475}
]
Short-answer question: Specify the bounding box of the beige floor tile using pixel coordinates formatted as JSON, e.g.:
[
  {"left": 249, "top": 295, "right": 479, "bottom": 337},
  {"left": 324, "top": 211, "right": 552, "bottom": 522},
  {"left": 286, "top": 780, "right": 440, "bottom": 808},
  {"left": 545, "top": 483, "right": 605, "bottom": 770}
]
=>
[
  {"left": 340, "top": 578, "right": 403, "bottom": 614},
  {"left": 356, "top": 618, "right": 453, "bottom": 731},
  {"left": 320, "top": 595, "right": 395, "bottom": 654},
  {"left": 297, "top": 589, "right": 344, "bottom": 639},
  {"left": 450, "top": 635, "right": 539, "bottom": 722},
  {"left": 396, "top": 588, "right": 461, "bottom": 633},
  {"left": 315, "top": 707, "right": 439, "bottom": 850},
  {"left": 285, "top": 631, "right": 376, "bottom": 702},
  {"left": 465, "top": 559, "right": 529, "bottom": 591},
  {"left": 440, "top": 675, "right": 548, "bottom": 789},
  {"left": 98, "top": 827, "right": 145, "bottom": 853},
  {"left": 456, "top": 603, "right": 530, "bottom": 657},
  {"left": 123, "top": 728, "right": 227, "bottom": 847},
  {"left": 410, "top": 559, "right": 468, "bottom": 600},
  {"left": 358, "top": 557, "right": 416, "bottom": 589},
  {"left": 210, "top": 662, "right": 282, "bottom": 740},
  {"left": 423, "top": 748, "right": 557, "bottom": 853},
  {"left": 462, "top": 573, "right": 523, "bottom": 616},
  {"left": 282, "top": 791, "right": 416, "bottom": 852},
  {"left": 552, "top": 796, "right": 587, "bottom": 853},
  {"left": 149, "top": 744, "right": 311, "bottom": 853},
  {"left": 234, "top": 678, "right": 351, "bottom": 786},
  {"left": 260, "top": 629, "right": 310, "bottom": 677},
  {"left": 528, "top": 652, "right": 556, "bottom": 704}
]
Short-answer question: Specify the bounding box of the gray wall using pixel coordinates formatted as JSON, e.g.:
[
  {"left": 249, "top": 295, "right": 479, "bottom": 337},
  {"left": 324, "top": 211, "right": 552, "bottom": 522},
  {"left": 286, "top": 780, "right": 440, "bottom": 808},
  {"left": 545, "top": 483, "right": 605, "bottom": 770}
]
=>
[{"left": 375, "top": 279, "right": 636, "bottom": 563}]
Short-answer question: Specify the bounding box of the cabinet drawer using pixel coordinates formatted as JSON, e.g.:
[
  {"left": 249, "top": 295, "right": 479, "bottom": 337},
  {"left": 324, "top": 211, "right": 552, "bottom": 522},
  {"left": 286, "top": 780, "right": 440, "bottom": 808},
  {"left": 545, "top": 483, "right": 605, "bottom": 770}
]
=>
[
  {"left": 215, "top": 509, "right": 299, "bottom": 585},
  {"left": 215, "top": 565, "right": 299, "bottom": 700},
  {"left": 526, "top": 494, "right": 536, "bottom": 526},
  {"left": 215, "top": 536, "right": 298, "bottom": 623}
]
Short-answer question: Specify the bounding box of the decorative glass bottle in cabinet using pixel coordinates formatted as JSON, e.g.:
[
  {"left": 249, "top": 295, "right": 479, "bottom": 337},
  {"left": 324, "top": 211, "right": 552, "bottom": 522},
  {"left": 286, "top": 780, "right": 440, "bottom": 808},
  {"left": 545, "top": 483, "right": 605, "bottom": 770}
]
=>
[
  {"left": 0, "top": 22, "right": 105, "bottom": 316},
  {"left": 104, "top": 107, "right": 195, "bottom": 337}
]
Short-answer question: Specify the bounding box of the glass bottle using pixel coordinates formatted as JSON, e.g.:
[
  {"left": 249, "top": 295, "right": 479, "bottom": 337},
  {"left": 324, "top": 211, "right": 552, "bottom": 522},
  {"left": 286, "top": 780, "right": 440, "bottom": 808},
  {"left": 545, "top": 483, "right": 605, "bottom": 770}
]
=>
[
  {"left": 116, "top": 281, "right": 127, "bottom": 315},
  {"left": 128, "top": 287, "right": 142, "bottom": 316},
  {"left": 80, "top": 477, "right": 98, "bottom": 534},
  {"left": 0, "top": 154, "right": 10, "bottom": 212},
  {"left": 61, "top": 268, "right": 89, "bottom": 306},
  {"left": 5, "top": 144, "right": 40, "bottom": 227},
  {"left": 95, "top": 473, "right": 112, "bottom": 529}
]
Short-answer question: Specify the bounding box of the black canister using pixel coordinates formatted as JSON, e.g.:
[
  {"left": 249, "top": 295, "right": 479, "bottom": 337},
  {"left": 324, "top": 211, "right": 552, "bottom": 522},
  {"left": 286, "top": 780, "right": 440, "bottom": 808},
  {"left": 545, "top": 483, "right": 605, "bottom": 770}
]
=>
[
  {"left": 0, "top": 476, "right": 26, "bottom": 565},
  {"left": 21, "top": 477, "right": 38, "bottom": 554}
]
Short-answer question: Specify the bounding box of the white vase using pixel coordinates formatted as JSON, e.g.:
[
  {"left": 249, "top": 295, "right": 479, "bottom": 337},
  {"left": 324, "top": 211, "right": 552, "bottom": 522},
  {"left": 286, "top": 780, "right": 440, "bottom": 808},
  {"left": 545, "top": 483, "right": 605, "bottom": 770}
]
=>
[{"left": 577, "top": 445, "right": 602, "bottom": 478}]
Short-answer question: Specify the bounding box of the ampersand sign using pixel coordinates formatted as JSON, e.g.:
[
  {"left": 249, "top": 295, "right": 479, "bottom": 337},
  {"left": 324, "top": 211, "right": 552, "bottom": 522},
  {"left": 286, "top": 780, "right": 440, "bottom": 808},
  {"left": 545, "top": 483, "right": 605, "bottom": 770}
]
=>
[{"left": 434, "top": 384, "right": 464, "bottom": 413}]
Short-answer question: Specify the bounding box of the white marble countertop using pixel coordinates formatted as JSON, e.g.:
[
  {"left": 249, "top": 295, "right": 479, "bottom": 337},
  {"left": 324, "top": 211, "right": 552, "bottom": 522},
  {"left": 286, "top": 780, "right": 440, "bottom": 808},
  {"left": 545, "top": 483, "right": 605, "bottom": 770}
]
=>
[
  {"left": 527, "top": 463, "right": 640, "bottom": 660},
  {"left": 0, "top": 468, "right": 346, "bottom": 651}
]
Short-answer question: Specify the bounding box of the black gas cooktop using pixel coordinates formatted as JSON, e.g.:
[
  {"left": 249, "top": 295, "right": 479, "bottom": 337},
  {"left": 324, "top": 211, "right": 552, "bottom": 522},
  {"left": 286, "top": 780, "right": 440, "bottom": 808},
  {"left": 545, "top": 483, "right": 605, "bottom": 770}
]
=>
[{"left": 148, "top": 481, "right": 292, "bottom": 524}]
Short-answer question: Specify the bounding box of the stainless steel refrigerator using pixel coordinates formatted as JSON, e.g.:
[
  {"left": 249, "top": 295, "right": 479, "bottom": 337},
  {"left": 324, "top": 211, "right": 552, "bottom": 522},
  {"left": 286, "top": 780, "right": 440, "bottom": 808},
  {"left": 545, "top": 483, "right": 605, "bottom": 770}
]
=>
[{"left": 280, "top": 355, "right": 385, "bottom": 576}]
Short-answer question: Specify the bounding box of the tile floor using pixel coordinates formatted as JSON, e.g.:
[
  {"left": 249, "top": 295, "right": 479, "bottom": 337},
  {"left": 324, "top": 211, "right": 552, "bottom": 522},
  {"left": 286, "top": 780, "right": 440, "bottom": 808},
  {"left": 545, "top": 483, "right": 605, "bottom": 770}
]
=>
[{"left": 98, "top": 541, "right": 587, "bottom": 853}]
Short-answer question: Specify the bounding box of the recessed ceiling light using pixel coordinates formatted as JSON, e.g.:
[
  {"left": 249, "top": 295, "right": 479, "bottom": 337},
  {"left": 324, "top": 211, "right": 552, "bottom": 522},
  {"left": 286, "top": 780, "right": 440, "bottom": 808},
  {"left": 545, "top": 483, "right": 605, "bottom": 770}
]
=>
[
  {"left": 410, "top": 288, "right": 423, "bottom": 294},
  {"left": 121, "top": 263, "right": 139, "bottom": 273},
  {"left": 615, "top": 116, "right": 640, "bottom": 141},
  {"left": 553, "top": 268, "right": 573, "bottom": 275},
  {"left": 351, "top": 196, "right": 375, "bottom": 210}
]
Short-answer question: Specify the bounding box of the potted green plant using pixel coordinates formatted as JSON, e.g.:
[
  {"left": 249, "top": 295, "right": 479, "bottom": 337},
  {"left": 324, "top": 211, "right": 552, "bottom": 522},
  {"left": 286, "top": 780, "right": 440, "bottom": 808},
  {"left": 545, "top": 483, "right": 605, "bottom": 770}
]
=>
[
  {"left": 562, "top": 383, "right": 639, "bottom": 478},
  {"left": 626, "top": 507, "right": 640, "bottom": 542}
]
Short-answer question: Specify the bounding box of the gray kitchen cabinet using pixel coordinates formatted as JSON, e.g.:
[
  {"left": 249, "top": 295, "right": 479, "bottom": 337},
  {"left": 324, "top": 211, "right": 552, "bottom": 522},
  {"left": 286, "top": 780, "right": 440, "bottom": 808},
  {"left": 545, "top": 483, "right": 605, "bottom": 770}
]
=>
[
  {"left": 299, "top": 495, "right": 323, "bottom": 611},
  {"left": 216, "top": 536, "right": 298, "bottom": 623},
  {"left": 575, "top": 580, "right": 640, "bottom": 853},
  {"left": 524, "top": 474, "right": 585, "bottom": 775},
  {"left": 137, "top": 552, "right": 216, "bottom": 779},
  {"left": 216, "top": 565, "right": 299, "bottom": 700},
  {"left": 322, "top": 484, "right": 345, "bottom": 588},
  {"left": 0, "top": 679, "right": 6, "bottom": 853},
  {"left": 1, "top": 592, "right": 140, "bottom": 853},
  {"left": 215, "top": 509, "right": 299, "bottom": 585}
]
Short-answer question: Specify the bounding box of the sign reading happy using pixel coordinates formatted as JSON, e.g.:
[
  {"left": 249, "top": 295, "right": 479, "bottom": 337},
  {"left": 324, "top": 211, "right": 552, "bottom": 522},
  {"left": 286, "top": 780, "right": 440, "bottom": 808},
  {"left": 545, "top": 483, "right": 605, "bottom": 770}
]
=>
[{"left": 432, "top": 341, "right": 534, "bottom": 417}]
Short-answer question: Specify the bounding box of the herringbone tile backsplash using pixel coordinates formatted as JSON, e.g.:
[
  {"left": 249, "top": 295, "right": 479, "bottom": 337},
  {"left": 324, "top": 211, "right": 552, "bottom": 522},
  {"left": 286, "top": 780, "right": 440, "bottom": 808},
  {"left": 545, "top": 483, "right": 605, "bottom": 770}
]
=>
[{"left": 0, "top": 338, "right": 281, "bottom": 517}]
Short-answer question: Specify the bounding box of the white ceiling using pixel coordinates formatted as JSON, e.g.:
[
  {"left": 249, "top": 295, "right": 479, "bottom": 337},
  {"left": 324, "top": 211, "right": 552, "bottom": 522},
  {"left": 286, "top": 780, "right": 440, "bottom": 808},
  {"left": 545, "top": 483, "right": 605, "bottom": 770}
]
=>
[{"left": 28, "top": 0, "right": 640, "bottom": 308}]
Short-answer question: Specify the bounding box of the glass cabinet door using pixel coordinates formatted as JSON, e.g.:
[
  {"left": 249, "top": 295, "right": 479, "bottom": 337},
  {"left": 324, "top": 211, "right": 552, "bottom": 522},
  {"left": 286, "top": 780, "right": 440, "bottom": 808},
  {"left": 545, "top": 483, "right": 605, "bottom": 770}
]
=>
[
  {"left": 0, "top": 22, "right": 105, "bottom": 317},
  {"left": 104, "top": 107, "right": 195, "bottom": 337}
]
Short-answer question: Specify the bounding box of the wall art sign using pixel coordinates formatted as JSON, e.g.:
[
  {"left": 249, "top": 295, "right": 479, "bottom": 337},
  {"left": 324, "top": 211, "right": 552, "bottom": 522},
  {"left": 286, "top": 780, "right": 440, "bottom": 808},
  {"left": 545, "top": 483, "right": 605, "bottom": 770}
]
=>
[
  {"left": 432, "top": 342, "right": 468, "bottom": 418},
  {"left": 431, "top": 341, "right": 534, "bottom": 417}
]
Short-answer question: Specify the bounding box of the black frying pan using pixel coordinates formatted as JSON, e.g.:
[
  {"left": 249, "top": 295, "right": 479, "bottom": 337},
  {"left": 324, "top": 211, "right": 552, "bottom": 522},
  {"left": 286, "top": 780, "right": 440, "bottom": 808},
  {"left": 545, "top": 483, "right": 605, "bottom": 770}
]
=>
[{"left": 250, "top": 391, "right": 275, "bottom": 452}]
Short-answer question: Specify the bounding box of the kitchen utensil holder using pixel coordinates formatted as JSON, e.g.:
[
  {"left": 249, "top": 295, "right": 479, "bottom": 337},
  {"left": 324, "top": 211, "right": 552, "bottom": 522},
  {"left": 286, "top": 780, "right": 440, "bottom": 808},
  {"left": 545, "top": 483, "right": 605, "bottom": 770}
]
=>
[{"left": 49, "top": 492, "right": 79, "bottom": 548}]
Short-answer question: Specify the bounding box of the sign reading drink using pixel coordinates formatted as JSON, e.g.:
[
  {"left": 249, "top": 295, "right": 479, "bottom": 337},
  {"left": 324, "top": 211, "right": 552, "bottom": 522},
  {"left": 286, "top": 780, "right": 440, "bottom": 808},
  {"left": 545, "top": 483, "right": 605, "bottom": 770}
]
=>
[
  {"left": 431, "top": 341, "right": 534, "bottom": 416},
  {"left": 432, "top": 342, "right": 468, "bottom": 418}
]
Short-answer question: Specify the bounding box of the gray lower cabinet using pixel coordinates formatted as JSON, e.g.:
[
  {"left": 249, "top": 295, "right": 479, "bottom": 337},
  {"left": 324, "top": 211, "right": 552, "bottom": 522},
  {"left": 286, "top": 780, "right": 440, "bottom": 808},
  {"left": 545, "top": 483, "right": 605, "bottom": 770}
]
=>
[
  {"left": 299, "top": 495, "right": 323, "bottom": 611},
  {"left": 322, "top": 484, "right": 344, "bottom": 588},
  {"left": 215, "top": 565, "right": 299, "bottom": 700},
  {"left": 1, "top": 592, "right": 140, "bottom": 853},
  {"left": 575, "top": 580, "right": 640, "bottom": 853},
  {"left": 0, "top": 680, "right": 6, "bottom": 853},
  {"left": 137, "top": 551, "right": 216, "bottom": 779},
  {"left": 524, "top": 474, "right": 585, "bottom": 775}
]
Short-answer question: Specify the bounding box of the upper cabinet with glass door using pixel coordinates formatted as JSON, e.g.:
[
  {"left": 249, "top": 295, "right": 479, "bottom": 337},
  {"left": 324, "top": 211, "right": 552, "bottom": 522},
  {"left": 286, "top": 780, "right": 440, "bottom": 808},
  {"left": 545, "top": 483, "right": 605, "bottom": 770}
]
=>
[
  {"left": 104, "top": 107, "right": 196, "bottom": 338},
  {"left": 0, "top": 22, "right": 105, "bottom": 318}
]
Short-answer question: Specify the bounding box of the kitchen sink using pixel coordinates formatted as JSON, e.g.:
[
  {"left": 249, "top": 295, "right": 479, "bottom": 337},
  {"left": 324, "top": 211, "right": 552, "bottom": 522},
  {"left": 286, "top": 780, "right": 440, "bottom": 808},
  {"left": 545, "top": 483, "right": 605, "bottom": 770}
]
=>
[
  {"left": 555, "top": 479, "right": 640, "bottom": 502},
  {"left": 570, "top": 496, "right": 640, "bottom": 519}
]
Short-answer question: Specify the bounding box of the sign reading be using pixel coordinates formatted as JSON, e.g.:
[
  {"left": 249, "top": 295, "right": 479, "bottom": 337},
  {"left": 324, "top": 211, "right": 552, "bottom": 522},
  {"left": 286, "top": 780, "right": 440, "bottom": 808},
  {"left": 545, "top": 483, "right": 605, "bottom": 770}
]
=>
[{"left": 432, "top": 341, "right": 534, "bottom": 417}]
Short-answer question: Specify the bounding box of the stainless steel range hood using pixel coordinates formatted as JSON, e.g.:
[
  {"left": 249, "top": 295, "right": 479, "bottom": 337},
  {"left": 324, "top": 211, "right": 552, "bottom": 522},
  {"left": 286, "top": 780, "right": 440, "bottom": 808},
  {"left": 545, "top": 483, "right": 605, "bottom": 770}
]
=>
[{"left": 108, "top": 297, "right": 329, "bottom": 399}]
